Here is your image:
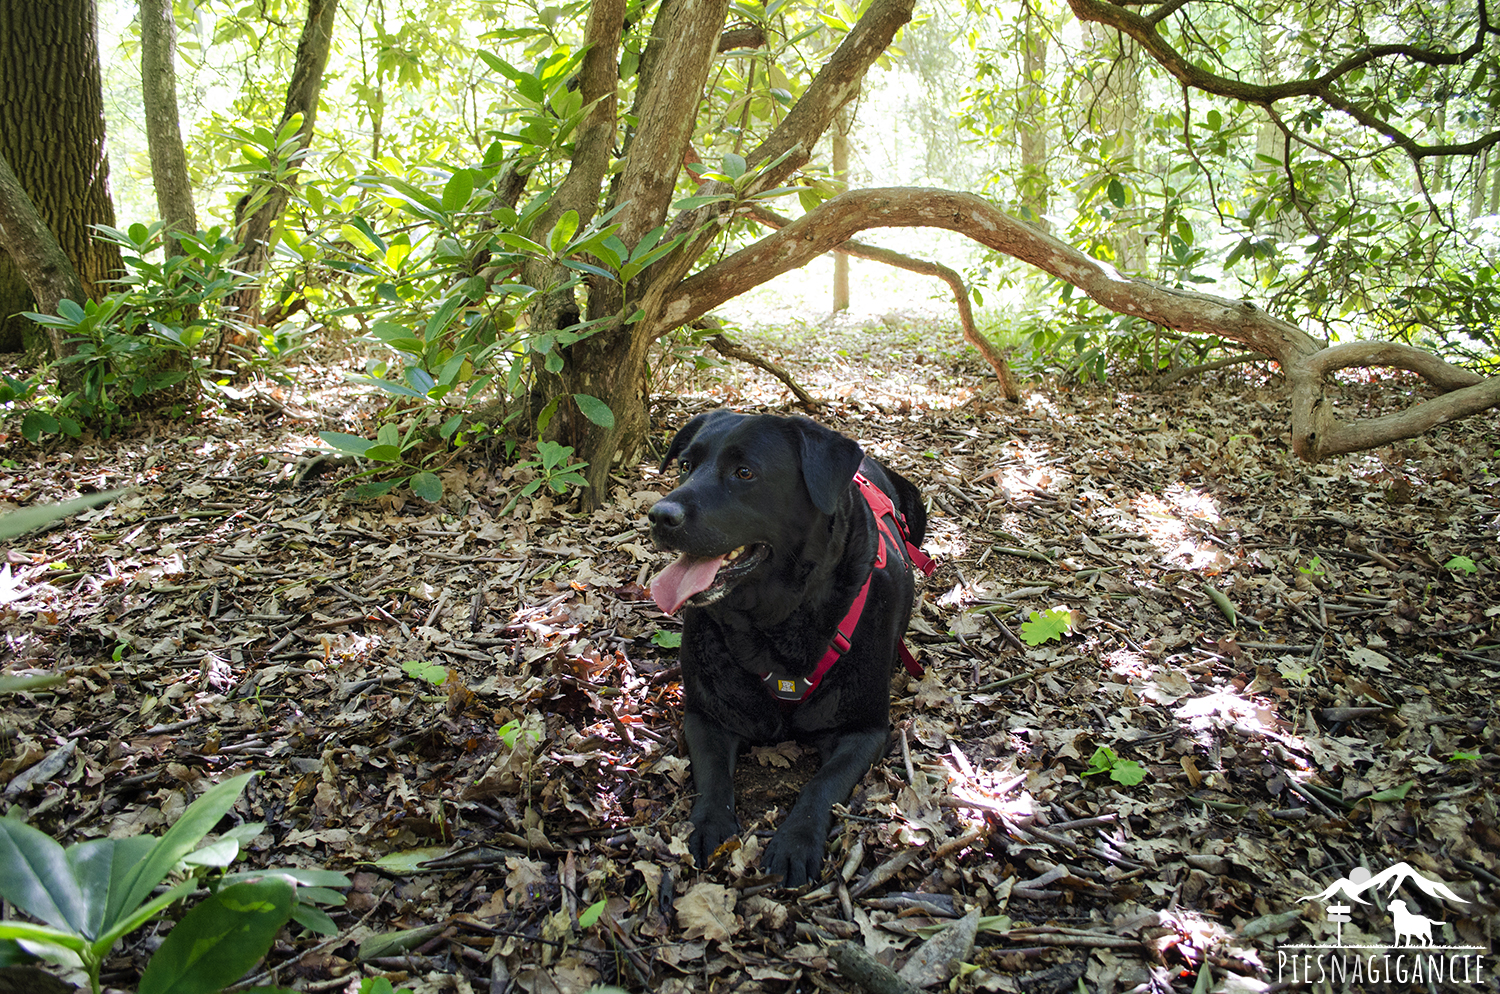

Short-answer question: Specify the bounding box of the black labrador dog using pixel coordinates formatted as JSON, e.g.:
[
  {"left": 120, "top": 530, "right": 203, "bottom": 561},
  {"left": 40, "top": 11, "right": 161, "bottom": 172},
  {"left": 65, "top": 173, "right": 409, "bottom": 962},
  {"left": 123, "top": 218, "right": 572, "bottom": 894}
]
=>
[{"left": 648, "top": 410, "right": 929, "bottom": 887}]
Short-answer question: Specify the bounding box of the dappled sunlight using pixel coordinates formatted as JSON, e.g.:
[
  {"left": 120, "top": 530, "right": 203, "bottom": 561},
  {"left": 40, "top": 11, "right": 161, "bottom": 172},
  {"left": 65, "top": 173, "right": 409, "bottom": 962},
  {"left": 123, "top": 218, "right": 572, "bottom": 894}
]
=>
[{"left": 1130, "top": 485, "right": 1236, "bottom": 572}]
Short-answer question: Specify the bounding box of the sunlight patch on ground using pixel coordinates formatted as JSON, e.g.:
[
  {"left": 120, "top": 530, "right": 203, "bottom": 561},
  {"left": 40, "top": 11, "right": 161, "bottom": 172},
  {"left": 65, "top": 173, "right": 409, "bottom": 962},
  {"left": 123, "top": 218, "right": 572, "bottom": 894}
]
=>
[{"left": 1130, "top": 485, "right": 1234, "bottom": 572}]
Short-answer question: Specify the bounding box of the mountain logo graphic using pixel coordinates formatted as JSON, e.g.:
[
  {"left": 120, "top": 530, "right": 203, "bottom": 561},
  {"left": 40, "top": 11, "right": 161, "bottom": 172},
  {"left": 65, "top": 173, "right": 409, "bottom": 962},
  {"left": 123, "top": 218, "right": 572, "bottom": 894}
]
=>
[{"left": 1295, "top": 862, "right": 1469, "bottom": 906}]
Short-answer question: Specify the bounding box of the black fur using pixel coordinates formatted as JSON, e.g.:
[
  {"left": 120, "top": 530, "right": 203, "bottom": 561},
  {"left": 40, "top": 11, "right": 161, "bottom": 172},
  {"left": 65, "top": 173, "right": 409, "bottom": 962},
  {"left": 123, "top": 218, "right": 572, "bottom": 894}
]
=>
[{"left": 648, "top": 410, "right": 926, "bottom": 887}]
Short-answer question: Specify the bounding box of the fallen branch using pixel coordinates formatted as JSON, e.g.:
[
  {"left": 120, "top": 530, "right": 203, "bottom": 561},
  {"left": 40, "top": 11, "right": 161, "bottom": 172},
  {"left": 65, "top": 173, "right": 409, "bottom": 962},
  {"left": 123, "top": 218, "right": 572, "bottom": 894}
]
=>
[
  {"left": 829, "top": 941, "right": 924, "bottom": 994},
  {"left": 693, "top": 318, "right": 822, "bottom": 410}
]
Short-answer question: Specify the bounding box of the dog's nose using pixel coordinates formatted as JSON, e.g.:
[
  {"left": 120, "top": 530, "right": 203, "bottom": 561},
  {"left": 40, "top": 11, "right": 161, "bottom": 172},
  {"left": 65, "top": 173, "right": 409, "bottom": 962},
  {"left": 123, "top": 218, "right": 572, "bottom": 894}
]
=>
[{"left": 648, "top": 499, "right": 686, "bottom": 530}]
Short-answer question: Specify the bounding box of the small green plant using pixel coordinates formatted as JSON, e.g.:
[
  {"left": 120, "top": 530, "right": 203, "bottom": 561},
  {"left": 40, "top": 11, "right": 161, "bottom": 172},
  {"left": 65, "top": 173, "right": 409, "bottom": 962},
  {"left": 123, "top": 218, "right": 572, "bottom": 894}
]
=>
[
  {"left": 401, "top": 659, "right": 448, "bottom": 685},
  {"left": 1444, "top": 555, "right": 1478, "bottom": 575},
  {"left": 1447, "top": 750, "right": 1480, "bottom": 764},
  {"left": 1018, "top": 606, "right": 1074, "bottom": 646},
  {"left": 497, "top": 718, "right": 544, "bottom": 750},
  {"left": 359, "top": 979, "right": 416, "bottom": 994},
  {"left": 318, "top": 421, "right": 449, "bottom": 502},
  {"left": 20, "top": 223, "right": 252, "bottom": 441},
  {"left": 1082, "top": 746, "right": 1148, "bottom": 787},
  {"left": 1297, "top": 556, "right": 1327, "bottom": 578},
  {"left": 651, "top": 630, "right": 683, "bottom": 649},
  {"left": 501, "top": 440, "right": 591, "bottom": 514},
  {"left": 0, "top": 772, "right": 348, "bottom": 994}
]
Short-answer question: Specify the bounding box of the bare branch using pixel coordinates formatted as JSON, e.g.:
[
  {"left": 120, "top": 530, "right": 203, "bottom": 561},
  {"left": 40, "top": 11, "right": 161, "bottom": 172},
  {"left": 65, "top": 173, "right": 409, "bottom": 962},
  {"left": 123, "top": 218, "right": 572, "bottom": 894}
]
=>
[
  {"left": 747, "top": 204, "right": 1020, "bottom": 401},
  {"left": 1068, "top": 0, "right": 1500, "bottom": 160}
]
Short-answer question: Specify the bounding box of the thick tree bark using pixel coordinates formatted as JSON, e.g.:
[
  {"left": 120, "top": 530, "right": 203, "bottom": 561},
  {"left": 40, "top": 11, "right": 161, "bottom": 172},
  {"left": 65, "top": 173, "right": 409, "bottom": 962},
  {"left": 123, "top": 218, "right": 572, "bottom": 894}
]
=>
[
  {"left": 548, "top": 0, "right": 913, "bottom": 506},
  {"left": 0, "top": 151, "right": 87, "bottom": 359},
  {"left": 0, "top": 0, "right": 120, "bottom": 353},
  {"left": 140, "top": 0, "right": 197, "bottom": 257},
  {"left": 219, "top": 0, "right": 338, "bottom": 365},
  {"left": 662, "top": 187, "right": 1495, "bottom": 460}
]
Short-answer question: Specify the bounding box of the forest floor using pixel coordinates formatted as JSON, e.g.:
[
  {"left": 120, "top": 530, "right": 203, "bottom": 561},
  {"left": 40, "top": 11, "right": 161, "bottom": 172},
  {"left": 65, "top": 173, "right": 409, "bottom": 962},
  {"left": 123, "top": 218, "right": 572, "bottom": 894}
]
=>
[{"left": 2, "top": 315, "right": 1498, "bottom": 994}]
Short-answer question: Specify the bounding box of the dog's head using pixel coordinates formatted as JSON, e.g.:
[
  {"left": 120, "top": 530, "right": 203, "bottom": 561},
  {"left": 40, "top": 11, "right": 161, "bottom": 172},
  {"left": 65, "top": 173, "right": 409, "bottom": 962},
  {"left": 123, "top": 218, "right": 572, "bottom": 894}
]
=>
[{"left": 647, "top": 410, "right": 863, "bottom": 615}]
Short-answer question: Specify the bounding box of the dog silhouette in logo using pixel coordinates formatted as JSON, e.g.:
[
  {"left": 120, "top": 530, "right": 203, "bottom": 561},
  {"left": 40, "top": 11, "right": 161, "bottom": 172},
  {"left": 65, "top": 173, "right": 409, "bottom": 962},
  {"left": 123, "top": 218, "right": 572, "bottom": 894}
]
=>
[{"left": 1389, "top": 899, "right": 1438, "bottom": 946}]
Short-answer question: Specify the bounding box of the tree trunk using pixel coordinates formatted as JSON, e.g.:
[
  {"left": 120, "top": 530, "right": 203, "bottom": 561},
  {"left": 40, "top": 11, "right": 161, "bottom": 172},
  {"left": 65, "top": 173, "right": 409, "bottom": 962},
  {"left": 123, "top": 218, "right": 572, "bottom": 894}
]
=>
[
  {"left": 0, "top": 0, "right": 120, "bottom": 353},
  {"left": 832, "top": 107, "right": 852, "bottom": 312},
  {"left": 218, "top": 0, "right": 338, "bottom": 367},
  {"left": 140, "top": 0, "right": 197, "bottom": 257},
  {"left": 1017, "top": 1, "right": 1049, "bottom": 232},
  {"left": 0, "top": 151, "right": 87, "bottom": 359},
  {"left": 545, "top": 0, "right": 914, "bottom": 505}
]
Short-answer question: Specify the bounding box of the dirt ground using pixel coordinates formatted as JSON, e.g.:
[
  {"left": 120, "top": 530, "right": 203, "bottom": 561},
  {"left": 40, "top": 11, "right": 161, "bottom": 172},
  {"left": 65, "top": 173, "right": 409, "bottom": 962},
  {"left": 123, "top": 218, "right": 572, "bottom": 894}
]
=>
[{"left": 1, "top": 318, "right": 1497, "bottom": 994}]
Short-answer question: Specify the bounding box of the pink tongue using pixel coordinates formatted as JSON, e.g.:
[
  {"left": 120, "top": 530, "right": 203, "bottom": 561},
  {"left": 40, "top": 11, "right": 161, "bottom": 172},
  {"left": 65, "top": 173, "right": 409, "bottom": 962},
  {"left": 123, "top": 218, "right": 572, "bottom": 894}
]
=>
[{"left": 651, "top": 554, "right": 726, "bottom": 614}]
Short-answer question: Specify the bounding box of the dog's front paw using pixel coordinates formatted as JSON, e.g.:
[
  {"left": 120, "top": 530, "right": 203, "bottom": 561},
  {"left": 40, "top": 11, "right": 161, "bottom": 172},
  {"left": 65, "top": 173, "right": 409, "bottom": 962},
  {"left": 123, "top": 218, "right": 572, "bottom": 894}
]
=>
[
  {"left": 761, "top": 820, "right": 826, "bottom": 888},
  {"left": 688, "top": 808, "right": 741, "bottom": 869}
]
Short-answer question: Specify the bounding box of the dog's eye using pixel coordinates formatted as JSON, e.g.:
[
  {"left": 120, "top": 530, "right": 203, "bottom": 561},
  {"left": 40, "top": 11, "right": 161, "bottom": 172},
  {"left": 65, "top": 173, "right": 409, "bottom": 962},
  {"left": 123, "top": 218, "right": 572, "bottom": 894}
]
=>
[
  {"left": 735, "top": 467, "right": 754, "bottom": 481},
  {"left": 678, "top": 460, "right": 691, "bottom": 476}
]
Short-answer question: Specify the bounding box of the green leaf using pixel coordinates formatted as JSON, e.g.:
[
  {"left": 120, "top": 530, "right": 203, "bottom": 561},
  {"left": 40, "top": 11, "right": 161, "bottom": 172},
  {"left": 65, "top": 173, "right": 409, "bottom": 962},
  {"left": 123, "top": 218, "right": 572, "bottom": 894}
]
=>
[
  {"left": 442, "top": 170, "right": 475, "bottom": 214},
  {"left": 107, "top": 773, "right": 256, "bottom": 929},
  {"left": 401, "top": 660, "right": 447, "bottom": 685},
  {"left": 577, "top": 898, "right": 607, "bottom": 929},
  {"left": 19, "top": 410, "right": 57, "bottom": 445},
  {"left": 318, "top": 432, "right": 376, "bottom": 457},
  {"left": 1106, "top": 177, "right": 1126, "bottom": 208},
  {"left": 1444, "top": 555, "right": 1478, "bottom": 575},
  {"left": 572, "top": 394, "right": 615, "bottom": 428},
  {"left": 0, "top": 921, "right": 88, "bottom": 959},
  {"left": 137, "top": 878, "right": 295, "bottom": 994},
  {"left": 0, "top": 817, "right": 88, "bottom": 933},
  {"left": 549, "top": 210, "right": 580, "bottom": 255},
  {"left": 1018, "top": 607, "right": 1072, "bottom": 646},
  {"left": 1367, "top": 780, "right": 1415, "bottom": 802},
  {"left": 0, "top": 489, "right": 131, "bottom": 542},
  {"left": 1109, "top": 760, "right": 1148, "bottom": 787},
  {"left": 721, "top": 153, "right": 747, "bottom": 181},
  {"left": 651, "top": 631, "right": 682, "bottom": 649},
  {"left": 409, "top": 472, "right": 443, "bottom": 503}
]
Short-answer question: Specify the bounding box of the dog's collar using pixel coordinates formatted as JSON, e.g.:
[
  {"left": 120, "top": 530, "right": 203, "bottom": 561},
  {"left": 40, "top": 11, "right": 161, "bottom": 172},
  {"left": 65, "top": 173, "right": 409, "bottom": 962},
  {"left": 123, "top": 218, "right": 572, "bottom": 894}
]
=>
[{"left": 762, "top": 472, "right": 935, "bottom": 704}]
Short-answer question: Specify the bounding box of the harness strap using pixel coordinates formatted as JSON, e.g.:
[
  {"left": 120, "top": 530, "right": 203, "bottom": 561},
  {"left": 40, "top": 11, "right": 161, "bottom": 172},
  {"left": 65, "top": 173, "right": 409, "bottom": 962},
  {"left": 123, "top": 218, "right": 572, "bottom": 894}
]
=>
[{"left": 762, "top": 472, "right": 935, "bottom": 703}]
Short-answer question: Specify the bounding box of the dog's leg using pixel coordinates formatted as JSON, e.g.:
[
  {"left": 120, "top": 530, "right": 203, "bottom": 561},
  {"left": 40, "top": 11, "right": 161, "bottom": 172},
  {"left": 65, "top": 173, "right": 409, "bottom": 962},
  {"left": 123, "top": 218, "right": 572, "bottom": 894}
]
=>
[
  {"left": 684, "top": 711, "right": 743, "bottom": 868},
  {"left": 762, "top": 727, "right": 887, "bottom": 888}
]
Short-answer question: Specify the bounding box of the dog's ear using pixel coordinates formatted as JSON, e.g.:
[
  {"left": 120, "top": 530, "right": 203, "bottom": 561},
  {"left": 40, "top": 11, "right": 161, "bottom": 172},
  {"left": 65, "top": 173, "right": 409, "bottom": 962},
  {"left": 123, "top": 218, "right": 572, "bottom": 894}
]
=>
[
  {"left": 660, "top": 409, "right": 729, "bottom": 471},
  {"left": 794, "top": 419, "right": 864, "bottom": 515}
]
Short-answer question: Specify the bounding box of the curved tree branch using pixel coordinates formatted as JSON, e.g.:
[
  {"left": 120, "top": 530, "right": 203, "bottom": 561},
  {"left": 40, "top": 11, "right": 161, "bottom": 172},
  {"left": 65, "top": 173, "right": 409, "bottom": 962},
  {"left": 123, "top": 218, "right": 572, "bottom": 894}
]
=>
[
  {"left": 747, "top": 203, "right": 1020, "bottom": 401},
  {"left": 1068, "top": 0, "right": 1500, "bottom": 160},
  {"left": 661, "top": 187, "right": 1496, "bottom": 461}
]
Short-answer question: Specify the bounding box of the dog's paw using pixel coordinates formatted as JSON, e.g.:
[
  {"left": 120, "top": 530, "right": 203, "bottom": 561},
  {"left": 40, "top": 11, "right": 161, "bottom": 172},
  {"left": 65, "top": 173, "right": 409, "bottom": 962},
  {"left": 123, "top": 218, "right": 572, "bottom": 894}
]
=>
[
  {"left": 688, "top": 812, "right": 741, "bottom": 868},
  {"left": 761, "top": 823, "right": 825, "bottom": 888}
]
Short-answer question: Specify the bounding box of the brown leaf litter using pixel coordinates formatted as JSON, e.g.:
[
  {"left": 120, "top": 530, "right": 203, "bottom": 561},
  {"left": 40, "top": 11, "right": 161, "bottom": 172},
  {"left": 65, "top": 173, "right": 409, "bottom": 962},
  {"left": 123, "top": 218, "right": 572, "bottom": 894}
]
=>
[{"left": 1, "top": 325, "right": 1497, "bottom": 994}]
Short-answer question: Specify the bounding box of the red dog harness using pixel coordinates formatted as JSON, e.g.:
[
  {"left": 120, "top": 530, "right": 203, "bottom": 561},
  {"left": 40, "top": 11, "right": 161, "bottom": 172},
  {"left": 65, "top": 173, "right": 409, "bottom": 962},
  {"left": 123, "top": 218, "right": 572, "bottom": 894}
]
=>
[{"left": 762, "top": 473, "right": 937, "bottom": 703}]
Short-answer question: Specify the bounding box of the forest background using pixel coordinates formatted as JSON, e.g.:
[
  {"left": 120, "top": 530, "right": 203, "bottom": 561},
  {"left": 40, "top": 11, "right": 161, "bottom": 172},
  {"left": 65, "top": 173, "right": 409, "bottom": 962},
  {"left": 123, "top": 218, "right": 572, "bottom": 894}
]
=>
[
  {"left": 0, "top": 2, "right": 1498, "bottom": 993},
  {"left": 1, "top": 0, "right": 1497, "bottom": 493}
]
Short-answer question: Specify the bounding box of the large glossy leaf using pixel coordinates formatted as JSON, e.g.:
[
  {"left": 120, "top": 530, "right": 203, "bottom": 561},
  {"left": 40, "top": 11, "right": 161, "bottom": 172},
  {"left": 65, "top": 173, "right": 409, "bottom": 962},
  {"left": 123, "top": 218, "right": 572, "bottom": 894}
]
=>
[
  {"left": 137, "top": 878, "right": 294, "bottom": 994},
  {"left": 66, "top": 835, "right": 156, "bottom": 940},
  {"left": 0, "top": 818, "right": 87, "bottom": 934},
  {"left": 106, "top": 774, "right": 254, "bottom": 929}
]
